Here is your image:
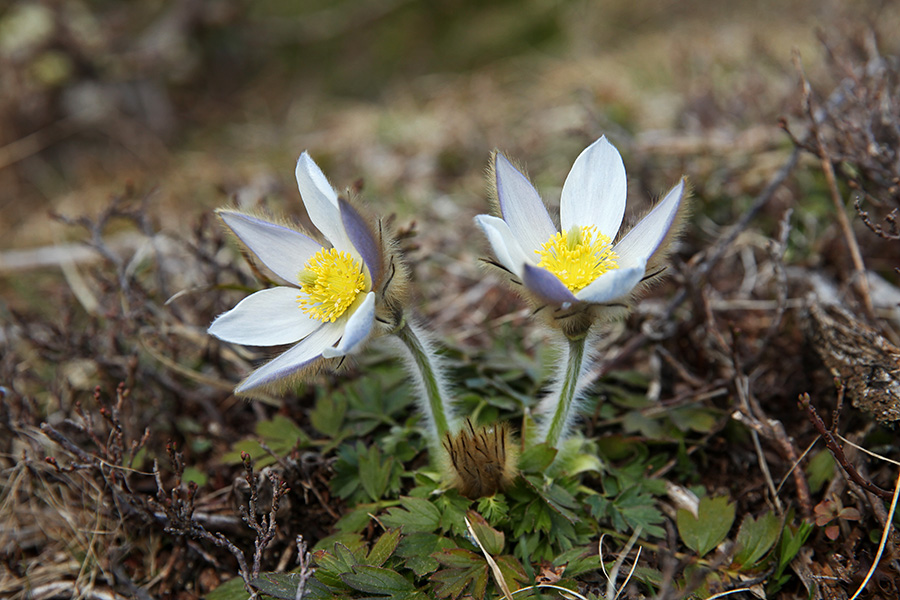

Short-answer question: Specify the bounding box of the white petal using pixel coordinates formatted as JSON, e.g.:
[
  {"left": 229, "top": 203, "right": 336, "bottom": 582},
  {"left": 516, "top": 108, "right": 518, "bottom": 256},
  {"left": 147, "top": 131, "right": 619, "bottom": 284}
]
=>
[
  {"left": 208, "top": 287, "right": 319, "bottom": 346},
  {"left": 321, "top": 292, "right": 375, "bottom": 358},
  {"left": 218, "top": 210, "right": 320, "bottom": 284},
  {"left": 295, "top": 152, "right": 353, "bottom": 253},
  {"left": 340, "top": 199, "right": 381, "bottom": 284},
  {"left": 560, "top": 136, "right": 627, "bottom": 238},
  {"left": 494, "top": 152, "right": 556, "bottom": 254},
  {"left": 474, "top": 215, "right": 533, "bottom": 277},
  {"left": 235, "top": 323, "right": 344, "bottom": 394},
  {"left": 575, "top": 263, "right": 646, "bottom": 304},
  {"left": 613, "top": 179, "right": 685, "bottom": 269}
]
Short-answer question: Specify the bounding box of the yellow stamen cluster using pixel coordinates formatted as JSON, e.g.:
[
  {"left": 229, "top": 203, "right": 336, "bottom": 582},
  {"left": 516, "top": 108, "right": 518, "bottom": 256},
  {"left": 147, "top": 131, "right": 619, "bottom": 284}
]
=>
[
  {"left": 297, "top": 248, "right": 366, "bottom": 322},
  {"left": 535, "top": 225, "right": 618, "bottom": 292}
]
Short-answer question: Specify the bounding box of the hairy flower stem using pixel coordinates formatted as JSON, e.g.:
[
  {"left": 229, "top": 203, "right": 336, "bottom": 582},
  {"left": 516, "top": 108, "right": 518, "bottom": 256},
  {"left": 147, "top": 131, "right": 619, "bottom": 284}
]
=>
[
  {"left": 542, "top": 333, "right": 587, "bottom": 449},
  {"left": 391, "top": 316, "right": 453, "bottom": 446}
]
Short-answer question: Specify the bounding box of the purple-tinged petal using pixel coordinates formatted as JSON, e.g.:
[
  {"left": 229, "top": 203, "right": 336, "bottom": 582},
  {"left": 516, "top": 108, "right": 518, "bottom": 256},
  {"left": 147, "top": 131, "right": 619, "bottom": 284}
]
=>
[
  {"left": 575, "top": 263, "right": 646, "bottom": 304},
  {"left": 218, "top": 210, "right": 320, "bottom": 284},
  {"left": 234, "top": 322, "right": 344, "bottom": 394},
  {"left": 474, "top": 215, "right": 532, "bottom": 277},
  {"left": 522, "top": 264, "right": 579, "bottom": 307},
  {"left": 208, "top": 287, "right": 319, "bottom": 346},
  {"left": 560, "top": 136, "right": 627, "bottom": 237},
  {"left": 339, "top": 199, "right": 381, "bottom": 284},
  {"left": 295, "top": 152, "right": 353, "bottom": 252},
  {"left": 613, "top": 179, "right": 685, "bottom": 269},
  {"left": 322, "top": 291, "right": 375, "bottom": 358},
  {"left": 495, "top": 152, "right": 556, "bottom": 255}
]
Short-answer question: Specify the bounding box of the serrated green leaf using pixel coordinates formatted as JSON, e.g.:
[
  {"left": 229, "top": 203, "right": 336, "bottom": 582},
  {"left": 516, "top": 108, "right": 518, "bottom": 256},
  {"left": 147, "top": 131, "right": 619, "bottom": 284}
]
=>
[
  {"left": 257, "top": 415, "right": 309, "bottom": 448},
  {"left": 250, "top": 572, "right": 308, "bottom": 599},
  {"left": 668, "top": 406, "right": 719, "bottom": 433},
  {"left": 313, "top": 541, "right": 360, "bottom": 589},
  {"left": 182, "top": 466, "right": 208, "bottom": 487},
  {"left": 222, "top": 440, "right": 276, "bottom": 467},
  {"left": 595, "top": 435, "right": 646, "bottom": 462},
  {"left": 341, "top": 565, "right": 414, "bottom": 594},
  {"left": 494, "top": 554, "right": 529, "bottom": 589},
  {"left": 676, "top": 495, "right": 735, "bottom": 557},
  {"left": 358, "top": 445, "right": 393, "bottom": 502},
  {"left": 312, "top": 532, "right": 366, "bottom": 555},
  {"left": 335, "top": 502, "right": 380, "bottom": 533},
  {"left": 396, "top": 533, "right": 456, "bottom": 576},
  {"left": 223, "top": 415, "right": 309, "bottom": 466},
  {"left": 775, "top": 519, "right": 814, "bottom": 576},
  {"left": 381, "top": 496, "right": 441, "bottom": 533},
  {"left": 289, "top": 578, "right": 333, "bottom": 600},
  {"left": 206, "top": 576, "right": 250, "bottom": 600},
  {"left": 466, "top": 510, "right": 504, "bottom": 555},
  {"left": 522, "top": 476, "right": 579, "bottom": 524},
  {"left": 435, "top": 491, "right": 470, "bottom": 536},
  {"left": 734, "top": 511, "right": 783, "bottom": 568},
  {"left": 622, "top": 410, "right": 664, "bottom": 438},
  {"left": 476, "top": 494, "right": 509, "bottom": 525},
  {"left": 367, "top": 529, "right": 401, "bottom": 567},
  {"left": 430, "top": 553, "right": 487, "bottom": 600},
  {"left": 554, "top": 547, "right": 602, "bottom": 578},
  {"left": 310, "top": 389, "right": 347, "bottom": 438},
  {"left": 433, "top": 548, "right": 483, "bottom": 569},
  {"left": 517, "top": 443, "right": 557, "bottom": 473},
  {"left": 805, "top": 450, "right": 836, "bottom": 494},
  {"left": 430, "top": 565, "right": 473, "bottom": 599}
]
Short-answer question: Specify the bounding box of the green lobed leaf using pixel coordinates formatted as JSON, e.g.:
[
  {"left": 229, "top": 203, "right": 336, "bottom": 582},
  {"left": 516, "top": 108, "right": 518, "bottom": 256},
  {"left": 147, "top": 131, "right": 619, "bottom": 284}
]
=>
[
  {"left": 773, "top": 519, "right": 814, "bottom": 579},
  {"left": 517, "top": 442, "right": 557, "bottom": 473},
  {"left": 494, "top": 554, "right": 528, "bottom": 590},
  {"left": 310, "top": 389, "right": 348, "bottom": 438},
  {"left": 433, "top": 548, "right": 483, "bottom": 569},
  {"left": 805, "top": 450, "right": 836, "bottom": 494},
  {"left": 206, "top": 576, "right": 250, "bottom": 600},
  {"left": 256, "top": 414, "right": 310, "bottom": 449},
  {"left": 622, "top": 410, "right": 665, "bottom": 438},
  {"left": 676, "top": 495, "right": 736, "bottom": 557},
  {"left": 335, "top": 502, "right": 381, "bottom": 533},
  {"left": 434, "top": 490, "right": 471, "bottom": 536},
  {"left": 396, "top": 533, "right": 456, "bottom": 576},
  {"left": 381, "top": 496, "right": 442, "bottom": 533},
  {"left": 313, "top": 540, "right": 363, "bottom": 588},
  {"left": 340, "top": 565, "right": 414, "bottom": 595},
  {"left": 430, "top": 551, "right": 487, "bottom": 600},
  {"left": 251, "top": 572, "right": 309, "bottom": 600},
  {"left": 734, "top": 511, "right": 783, "bottom": 568},
  {"left": 465, "top": 510, "right": 504, "bottom": 555},
  {"left": 476, "top": 494, "right": 509, "bottom": 525},
  {"left": 667, "top": 405, "right": 720, "bottom": 433},
  {"left": 358, "top": 444, "right": 394, "bottom": 502},
  {"left": 223, "top": 415, "right": 310, "bottom": 466},
  {"left": 367, "top": 528, "right": 402, "bottom": 567}
]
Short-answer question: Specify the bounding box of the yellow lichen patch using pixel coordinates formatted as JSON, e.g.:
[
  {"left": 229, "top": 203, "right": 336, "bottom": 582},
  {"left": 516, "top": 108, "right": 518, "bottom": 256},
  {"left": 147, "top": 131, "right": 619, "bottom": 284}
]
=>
[
  {"left": 535, "top": 225, "right": 618, "bottom": 292},
  {"left": 297, "top": 248, "right": 366, "bottom": 322}
]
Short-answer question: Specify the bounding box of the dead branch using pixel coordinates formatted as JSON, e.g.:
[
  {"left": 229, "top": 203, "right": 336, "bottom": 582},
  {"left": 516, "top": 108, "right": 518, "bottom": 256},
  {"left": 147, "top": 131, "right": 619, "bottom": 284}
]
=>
[{"left": 798, "top": 393, "right": 893, "bottom": 500}]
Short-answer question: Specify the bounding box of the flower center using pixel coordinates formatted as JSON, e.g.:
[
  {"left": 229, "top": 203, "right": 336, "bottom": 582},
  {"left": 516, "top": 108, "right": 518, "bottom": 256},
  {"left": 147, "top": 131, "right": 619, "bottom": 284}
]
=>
[
  {"left": 297, "top": 248, "right": 366, "bottom": 322},
  {"left": 535, "top": 225, "right": 619, "bottom": 292}
]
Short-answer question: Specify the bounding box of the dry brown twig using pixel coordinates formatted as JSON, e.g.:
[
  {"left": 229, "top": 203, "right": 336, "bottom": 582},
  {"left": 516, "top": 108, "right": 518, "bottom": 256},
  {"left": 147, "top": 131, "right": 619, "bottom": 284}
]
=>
[
  {"left": 798, "top": 392, "right": 893, "bottom": 501},
  {"left": 792, "top": 51, "right": 875, "bottom": 317}
]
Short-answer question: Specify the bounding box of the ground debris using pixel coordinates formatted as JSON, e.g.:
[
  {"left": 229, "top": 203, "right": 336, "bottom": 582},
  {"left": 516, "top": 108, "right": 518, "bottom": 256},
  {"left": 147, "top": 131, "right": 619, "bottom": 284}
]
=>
[{"left": 805, "top": 302, "right": 900, "bottom": 425}]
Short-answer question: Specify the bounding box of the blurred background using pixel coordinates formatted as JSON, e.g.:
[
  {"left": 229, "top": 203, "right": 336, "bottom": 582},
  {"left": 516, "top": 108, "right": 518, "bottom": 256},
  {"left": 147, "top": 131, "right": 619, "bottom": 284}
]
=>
[{"left": 3, "top": 0, "right": 895, "bottom": 255}]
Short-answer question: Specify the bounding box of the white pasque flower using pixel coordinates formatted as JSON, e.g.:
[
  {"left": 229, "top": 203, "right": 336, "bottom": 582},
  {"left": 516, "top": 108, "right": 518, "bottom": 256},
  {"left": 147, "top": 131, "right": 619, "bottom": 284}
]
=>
[
  {"left": 475, "top": 136, "right": 686, "bottom": 310},
  {"left": 209, "top": 152, "right": 384, "bottom": 395}
]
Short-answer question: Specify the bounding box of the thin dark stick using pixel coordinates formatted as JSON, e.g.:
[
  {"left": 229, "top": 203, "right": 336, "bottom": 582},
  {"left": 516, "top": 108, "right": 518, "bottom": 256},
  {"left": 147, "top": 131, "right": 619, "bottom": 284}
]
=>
[{"left": 799, "top": 393, "right": 892, "bottom": 500}]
